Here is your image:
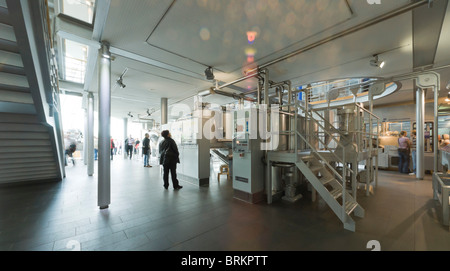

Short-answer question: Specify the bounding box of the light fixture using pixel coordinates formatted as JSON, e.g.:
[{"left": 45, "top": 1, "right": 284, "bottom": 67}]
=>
[
  {"left": 370, "top": 55, "right": 385, "bottom": 69},
  {"left": 115, "top": 68, "right": 128, "bottom": 89},
  {"left": 116, "top": 77, "right": 126, "bottom": 88},
  {"left": 146, "top": 108, "right": 155, "bottom": 116},
  {"left": 205, "top": 66, "right": 214, "bottom": 81},
  {"left": 127, "top": 112, "right": 133, "bottom": 118}
]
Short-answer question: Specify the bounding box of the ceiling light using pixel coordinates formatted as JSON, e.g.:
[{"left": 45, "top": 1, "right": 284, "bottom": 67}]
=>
[
  {"left": 115, "top": 68, "right": 128, "bottom": 89},
  {"left": 370, "top": 55, "right": 385, "bottom": 69},
  {"left": 127, "top": 112, "right": 133, "bottom": 118},
  {"left": 205, "top": 67, "right": 214, "bottom": 81},
  {"left": 116, "top": 77, "right": 126, "bottom": 88}
]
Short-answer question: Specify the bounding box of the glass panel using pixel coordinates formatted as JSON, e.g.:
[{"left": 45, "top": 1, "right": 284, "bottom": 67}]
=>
[
  {"left": 61, "top": 0, "right": 96, "bottom": 24},
  {"left": 64, "top": 39, "right": 88, "bottom": 83}
]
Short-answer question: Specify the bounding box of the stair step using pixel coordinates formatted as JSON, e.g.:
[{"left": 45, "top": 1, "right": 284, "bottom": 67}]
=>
[
  {"left": 0, "top": 167, "right": 57, "bottom": 178},
  {"left": 0, "top": 123, "right": 48, "bottom": 132},
  {"left": 0, "top": 72, "right": 29, "bottom": 88},
  {"left": 0, "top": 63, "right": 26, "bottom": 76},
  {"left": 0, "top": 113, "right": 38, "bottom": 123},
  {"left": 0, "top": 151, "right": 54, "bottom": 159},
  {"left": 0, "top": 89, "right": 33, "bottom": 104},
  {"left": 0, "top": 139, "right": 51, "bottom": 147},
  {"left": 0, "top": 173, "right": 59, "bottom": 184},
  {"left": 0, "top": 83, "right": 29, "bottom": 93},
  {"left": 300, "top": 155, "right": 315, "bottom": 161},
  {"left": 0, "top": 22, "right": 16, "bottom": 42},
  {"left": 0, "top": 132, "right": 49, "bottom": 140},
  {"left": 319, "top": 176, "right": 334, "bottom": 185},
  {"left": 309, "top": 164, "right": 323, "bottom": 173},
  {"left": 0, "top": 38, "right": 19, "bottom": 54},
  {"left": 0, "top": 50, "right": 23, "bottom": 67},
  {"left": 329, "top": 188, "right": 342, "bottom": 199},
  {"left": 345, "top": 201, "right": 359, "bottom": 215},
  {"left": 0, "top": 161, "right": 56, "bottom": 170},
  {"left": 0, "top": 7, "right": 9, "bottom": 25},
  {"left": 0, "top": 157, "right": 55, "bottom": 165}
]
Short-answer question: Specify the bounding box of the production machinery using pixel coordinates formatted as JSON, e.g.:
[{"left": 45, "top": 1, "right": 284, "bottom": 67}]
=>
[
  {"left": 330, "top": 103, "right": 380, "bottom": 197},
  {"left": 231, "top": 109, "right": 265, "bottom": 203}
]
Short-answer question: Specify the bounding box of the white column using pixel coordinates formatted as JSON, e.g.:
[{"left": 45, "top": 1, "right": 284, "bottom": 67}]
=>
[
  {"left": 161, "top": 98, "right": 168, "bottom": 125},
  {"left": 98, "top": 42, "right": 111, "bottom": 209},
  {"left": 123, "top": 117, "right": 128, "bottom": 158},
  {"left": 87, "top": 92, "right": 94, "bottom": 176},
  {"left": 416, "top": 88, "right": 425, "bottom": 180}
]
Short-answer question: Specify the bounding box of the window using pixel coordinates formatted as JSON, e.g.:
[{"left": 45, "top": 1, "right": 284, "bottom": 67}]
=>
[
  {"left": 61, "top": 0, "right": 96, "bottom": 24},
  {"left": 63, "top": 39, "right": 88, "bottom": 83}
]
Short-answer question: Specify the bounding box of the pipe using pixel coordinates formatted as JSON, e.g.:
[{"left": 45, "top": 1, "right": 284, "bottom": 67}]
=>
[
  {"left": 263, "top": 69, "right": 269, "bottom": 106},
  {"left": 257, "top": 80, "right": 262, "bottom": 105},
  {"left": 212, "top": 88, "right": 256, "bottom": 102},
  {"left": 216, "top": 72, "right": 259, "bottom": 90},
  {"left": 277, "top": 87, "right": 282, "bottom": 105},
  {"left": 285, "top": 81, "right": 292, "bottom": 105}
]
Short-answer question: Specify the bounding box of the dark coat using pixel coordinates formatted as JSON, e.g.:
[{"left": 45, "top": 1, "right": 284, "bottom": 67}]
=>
[
  {"left": 142, "top": 137, "right": 150, "bottom": 154},
  {"left": 159, "top": 137, "right": 180, "bottom": 165}
]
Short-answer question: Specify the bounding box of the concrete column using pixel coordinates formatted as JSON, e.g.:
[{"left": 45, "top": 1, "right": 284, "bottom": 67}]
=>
[
  {"left": 433, "top": 85, "right": 439, "bottom": 174},
  {"left": 82, "top": 92, "right": 88, "bottom": 165},
  {"left": 416, "top": 88, "right": 425, "bottom": 180},
  {"left": 83, "top": 108, "right": 87, "bottom": 165},
  {"left": 161, "top": 97, "right": 168, "bottom": 125},
  {"left": 123, "top": 117, "right": 128, "bottom": 158},
  {"left": 98, "top": 42, "right": 111, "bottom": 209},
  {"left": 87, "top": 92, "right": 94, "bottom": 176}
]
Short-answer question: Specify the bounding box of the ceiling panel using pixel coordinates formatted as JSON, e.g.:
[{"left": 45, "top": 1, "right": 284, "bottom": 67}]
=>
[
  {"left": 147, "top": 0, "right": 352, "bottom": 74},
  {"left": 268, "top": 12, "right": 414, "bottom": 87}
]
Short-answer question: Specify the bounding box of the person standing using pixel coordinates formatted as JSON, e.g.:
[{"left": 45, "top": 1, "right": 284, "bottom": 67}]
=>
[
  {"left": 94, "top": 136, "right": 98, "bottom": 161},
  {"left": 398, "top": 131, "right": 411, "bottom": 174},
  {"left": 159, "top": 130, "right": 182, "bottom": 190},
  {"left": 142, "top": 133, "right": 152, "bottom": 168},
  {"left": 409, "top": 131, "right": 417, "bottom": 176},
  {"left": 110, "top": 137, "right": 115, "bottom": 160},
  {"left": 127, "top": 135, "right": 135, "bottom": 159}
]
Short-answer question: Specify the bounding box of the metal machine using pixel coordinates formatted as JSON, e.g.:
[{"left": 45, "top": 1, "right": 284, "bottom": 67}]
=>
[{"left": 231, "top": 109, "right": 264, "bottom": 203}]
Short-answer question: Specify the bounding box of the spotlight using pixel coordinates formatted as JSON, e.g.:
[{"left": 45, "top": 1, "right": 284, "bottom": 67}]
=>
[
  {"left": 116, "top": 68, "right": 128, "bottom": 89},
  {"left": 205, "top": 66, "right": 215, "bottom": 81},
  {"left": 370, "top": 55, "right": 385, "bottom": 69},
  {"left": 116, "top": 77, "right": 126, "bottom": 88},
  {"left": 128, "top": 112, "right": 133, "bottom": 118}
]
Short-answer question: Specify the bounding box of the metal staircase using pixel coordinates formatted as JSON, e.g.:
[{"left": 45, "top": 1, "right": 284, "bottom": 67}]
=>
[
  {"left": 0, "top": 0, "right": 64, "bottom": 185},
  {"left": 292, "top": 100, "right": 366, "bottom": 232},
  {"left": 296, "top": 153, "right": 364, "bottom": 231}
]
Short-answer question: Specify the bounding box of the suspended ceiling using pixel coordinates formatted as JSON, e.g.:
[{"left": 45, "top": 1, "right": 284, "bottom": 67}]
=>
[{"left": 52, "top": 0, "right": 450, "bottom": 123}]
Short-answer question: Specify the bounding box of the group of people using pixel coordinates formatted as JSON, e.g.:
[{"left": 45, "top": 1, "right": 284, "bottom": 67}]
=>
[{"left": 126, "top": 131, "right": 183, "bottom": 190}]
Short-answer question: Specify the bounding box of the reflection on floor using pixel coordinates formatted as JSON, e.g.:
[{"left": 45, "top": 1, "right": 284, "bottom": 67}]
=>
[{"left": 0, "top": 153, "right": 449, "bottom": 251}]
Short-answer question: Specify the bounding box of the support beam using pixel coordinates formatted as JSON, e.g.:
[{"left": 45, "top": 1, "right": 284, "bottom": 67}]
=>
[
  {"left": 416, "top": 88, "right": 425, "bottom": 180},
  {"left": 98, "top": 42, "right": 111, "bottom": 209},
  {"left": 87, "top": 92, "right": 94, "bottom": 176},
  {"left": 123, "top": 117, "right": 128, "bottom": 158},
  {"left": 161, "top": 97, "right": 168, "bottom": 125}
]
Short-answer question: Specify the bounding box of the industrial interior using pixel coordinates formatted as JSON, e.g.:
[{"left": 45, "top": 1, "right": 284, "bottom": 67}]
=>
[{"left": 1, "top": 0, "right": 450, "bottom": 251}]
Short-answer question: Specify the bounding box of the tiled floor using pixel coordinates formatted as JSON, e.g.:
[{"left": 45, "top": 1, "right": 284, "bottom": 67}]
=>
[{"left": 0, "top": 154, "right": 449, "bottom": 251}]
